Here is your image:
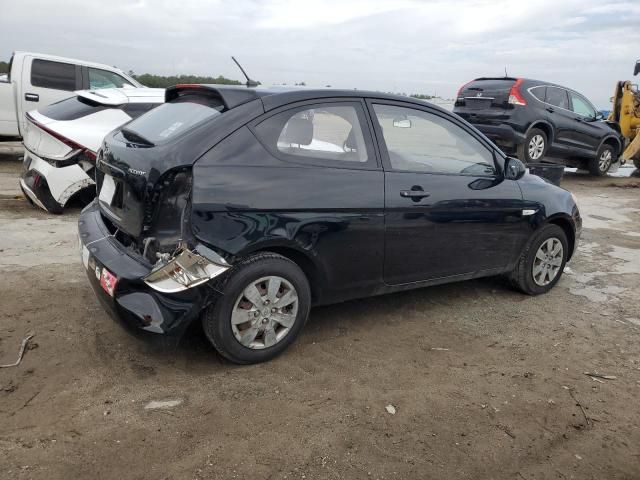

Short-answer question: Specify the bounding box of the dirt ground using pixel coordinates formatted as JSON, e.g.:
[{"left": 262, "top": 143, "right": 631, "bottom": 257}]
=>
[{"left": 1, "top": 147, "right": 640, "bottom": 480}]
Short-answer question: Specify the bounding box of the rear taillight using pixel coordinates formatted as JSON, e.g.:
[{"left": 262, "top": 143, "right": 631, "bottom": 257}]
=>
[
  {"left": 26, "top": 113, "right": 97, "bottom": 166},
  {"left": 508, "top": 78, "right": 527, "bottom": 106}
]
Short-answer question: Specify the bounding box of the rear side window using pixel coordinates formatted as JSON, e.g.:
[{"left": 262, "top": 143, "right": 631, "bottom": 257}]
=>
[
  {"left": 529, "top": 86, "right": 546, "bottom": 102},
  {"left": 31, "top": 59, "right": 76, "bottom": 91},
  {"left": 88, "top": 68, "right": 134, "bottom": 89},
  {"left": 254, "top": 103, "right": 370, "bottom": 164},
  {"left": 122, "top": 93, "right": 223, "bottom": 144},
  {"left": 545, "top": 87, "right": 569, "bottom": 109}
]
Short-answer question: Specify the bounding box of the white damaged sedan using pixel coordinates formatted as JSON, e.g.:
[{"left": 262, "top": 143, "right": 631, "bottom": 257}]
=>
[{"left": 20, "top": 87, "right": 164, "bottom": 213}]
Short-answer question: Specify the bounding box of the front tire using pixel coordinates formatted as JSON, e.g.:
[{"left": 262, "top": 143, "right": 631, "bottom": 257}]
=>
[
  {"left": 509, "top": 224, "right": 568, "bottom": 295},
  {"left": 517, "top": 128, "right": 548, "bottom": 164},
  {"left": 588, "top": 144, "right": 615, "bottom": 176},
  {"left": 202, "top": 252, "right": 311, "bottom": 364}
]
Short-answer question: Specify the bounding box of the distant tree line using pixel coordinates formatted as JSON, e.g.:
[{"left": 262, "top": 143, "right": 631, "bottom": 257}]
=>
[
  {"left": 131, "top": 72, "right": 242, "bottom": 88},
  {"left": 0, "top": 61, "right": 9, "bottom": 74}
]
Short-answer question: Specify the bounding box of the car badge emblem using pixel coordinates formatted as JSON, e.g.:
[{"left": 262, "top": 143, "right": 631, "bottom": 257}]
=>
[
  {"left": 128, "top": 168, "right": 146, "bottom": 176},
  {"left": 476, "top": 92, "right": 482, "bottom": 97}
]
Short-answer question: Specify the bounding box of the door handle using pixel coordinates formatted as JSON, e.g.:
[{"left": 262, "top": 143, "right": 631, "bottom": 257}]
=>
[
  {"left": 25, "top": 93, "right": 39, "bottom": 102},
  {"left": 400, "top": 188, "right": 430, "bottom": 200},
  {"left": 545, "top": 107, "right": 554, "bottom": 113}
]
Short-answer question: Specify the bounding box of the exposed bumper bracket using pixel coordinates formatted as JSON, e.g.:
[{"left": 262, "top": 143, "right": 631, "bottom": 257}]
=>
[{"left": 143, "top": 246, "right": 230, "bottom": 293}]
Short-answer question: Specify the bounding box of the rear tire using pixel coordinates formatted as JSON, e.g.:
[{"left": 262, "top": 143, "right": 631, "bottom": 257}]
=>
[
  {"left": 589, "top": 144, "right": 615, "bottom": 176},
  {"left": 202, "top": 252, "right": 311, "bottom": 364},
  {"left": 509, "top": 224, "right": 568, "bottom": 295},
  {"left": 517, "top": 128, "right": 548, "bottom": 164}
]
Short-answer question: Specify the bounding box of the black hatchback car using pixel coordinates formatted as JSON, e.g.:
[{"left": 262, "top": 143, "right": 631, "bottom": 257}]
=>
[
  {"left": 79, "top": 85, "right": 581, "bottom": 364},
  {"left": 453, "top": 77, "right": 623, "bottom": 176}
]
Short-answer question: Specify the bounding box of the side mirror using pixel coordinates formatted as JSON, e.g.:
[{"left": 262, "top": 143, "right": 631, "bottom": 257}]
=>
[
  {"left": 392, "top": 117, "right": 411, "bottom": 128},
  {"left": 594, "top": 111, "right": 604, "bottom": 121},
  {"left": 504, "top": 157, "right": 526, "bottom": 180}
]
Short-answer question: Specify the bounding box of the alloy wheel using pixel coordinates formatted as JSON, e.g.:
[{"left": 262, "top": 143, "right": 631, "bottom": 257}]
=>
[
  {"left": 532, "top": 238, "right": 563, "bottom": 286},
  {"left": 598, "top": 149, "right": 612, "bottom": 173},
  {"left": 528, "top": 135, "right": 545, "bottom": 160},
  {"left": 230, "top": 276, "right": 299, "bottom": 349}
]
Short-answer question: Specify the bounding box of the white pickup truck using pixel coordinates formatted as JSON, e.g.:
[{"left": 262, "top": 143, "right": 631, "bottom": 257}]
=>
[{"left": 0, "top": 51, "right": 141, "bottom": 139}]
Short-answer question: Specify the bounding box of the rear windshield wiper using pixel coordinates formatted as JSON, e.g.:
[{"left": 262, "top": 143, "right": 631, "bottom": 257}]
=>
[{"left": 121, "top": 128, "right": 155, "bottom": 147}]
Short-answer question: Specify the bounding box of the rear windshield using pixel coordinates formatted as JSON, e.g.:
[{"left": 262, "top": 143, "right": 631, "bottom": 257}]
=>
[
  {"left": 123, "top": 93, "right": 224, "bottom": 144},
  {"left": 39, "top": 96, "right": 110, "bottom": 121},
  {"left": 460, "top": 79, "right": 516, "bottom": 95},
  {"left": 39, "top": 96, "right": 160, "bottom": 121}
]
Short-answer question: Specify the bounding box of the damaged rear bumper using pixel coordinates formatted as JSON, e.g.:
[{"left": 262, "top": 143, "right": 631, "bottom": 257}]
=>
[
  {"left": 21, "top": 149, "right": 94, "bottom": 213},
  {"left": 78, "top": 201, "right": 226, "bottom": 340}
]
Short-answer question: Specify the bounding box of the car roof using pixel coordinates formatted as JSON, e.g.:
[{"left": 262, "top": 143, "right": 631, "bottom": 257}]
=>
[
  {"left": 76, "top": 88, "right": 165, "bottom": 106},
  {"left": 167, "top": 84, "right": 447, "bottom": 114}
]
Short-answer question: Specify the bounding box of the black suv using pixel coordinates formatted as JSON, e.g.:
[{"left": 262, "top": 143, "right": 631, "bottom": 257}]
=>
[
  {"left": 453, "top": 77, "right": 623, "bottom": 176},
  {"left": 79, "top": 85, "right": 581, "bottom": 364}
]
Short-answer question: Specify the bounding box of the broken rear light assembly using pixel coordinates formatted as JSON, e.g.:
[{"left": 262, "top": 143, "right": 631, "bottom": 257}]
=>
[{"left": 143, "top": 245, "right": 230, "bottom": 293}]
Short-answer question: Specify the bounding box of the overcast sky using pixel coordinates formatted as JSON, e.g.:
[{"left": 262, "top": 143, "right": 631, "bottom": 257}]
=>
[{"left": 1, "top": 0, "right": 638, "bottom": 107}]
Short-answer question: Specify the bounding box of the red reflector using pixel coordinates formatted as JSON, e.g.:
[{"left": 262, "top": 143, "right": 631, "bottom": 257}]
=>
[{"left": 100, "top": 267, "right": 118, "bottom": 297}]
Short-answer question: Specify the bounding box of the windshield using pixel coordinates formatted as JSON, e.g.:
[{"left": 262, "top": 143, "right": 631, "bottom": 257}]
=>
[{"left": 123, "top": 95, "right": 223, "bottom": 143}]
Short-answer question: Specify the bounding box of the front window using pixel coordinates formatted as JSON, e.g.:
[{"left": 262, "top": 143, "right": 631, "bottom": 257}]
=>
[
  {"left": 569, "top": 92, "right": 596, "bottom": 118},
  {"left": 88, "top": 68, "right": 134, "bottom": 90},
  {"left": 372, "top": 104, "right": 496, "bottom": 176}
]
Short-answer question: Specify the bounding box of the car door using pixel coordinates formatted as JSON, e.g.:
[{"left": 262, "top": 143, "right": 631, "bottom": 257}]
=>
[
  {"left": 19, "top": 57, "right": 81, "bottom": 134},
  {"left": 543, "top": 86, "right": 575, "bottom": 154},
  {"left": 567, "top": 91, "right": 601, "bottom": 152},
  {"left": 240, "top": 99, "right": 384, "bottom": 302},
  {"left": 367, "top": 100, "right": 529, "bottom": 285}
]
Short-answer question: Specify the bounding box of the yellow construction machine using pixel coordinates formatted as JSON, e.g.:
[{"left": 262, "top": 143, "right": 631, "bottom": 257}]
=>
[{"left": 609, "top": 60, "right": 640, "bottom": 168}]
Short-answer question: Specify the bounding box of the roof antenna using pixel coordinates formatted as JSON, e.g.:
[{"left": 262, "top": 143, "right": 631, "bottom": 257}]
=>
[{"left": 231, "top": 56, "right": 259, "bottom": 88}]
